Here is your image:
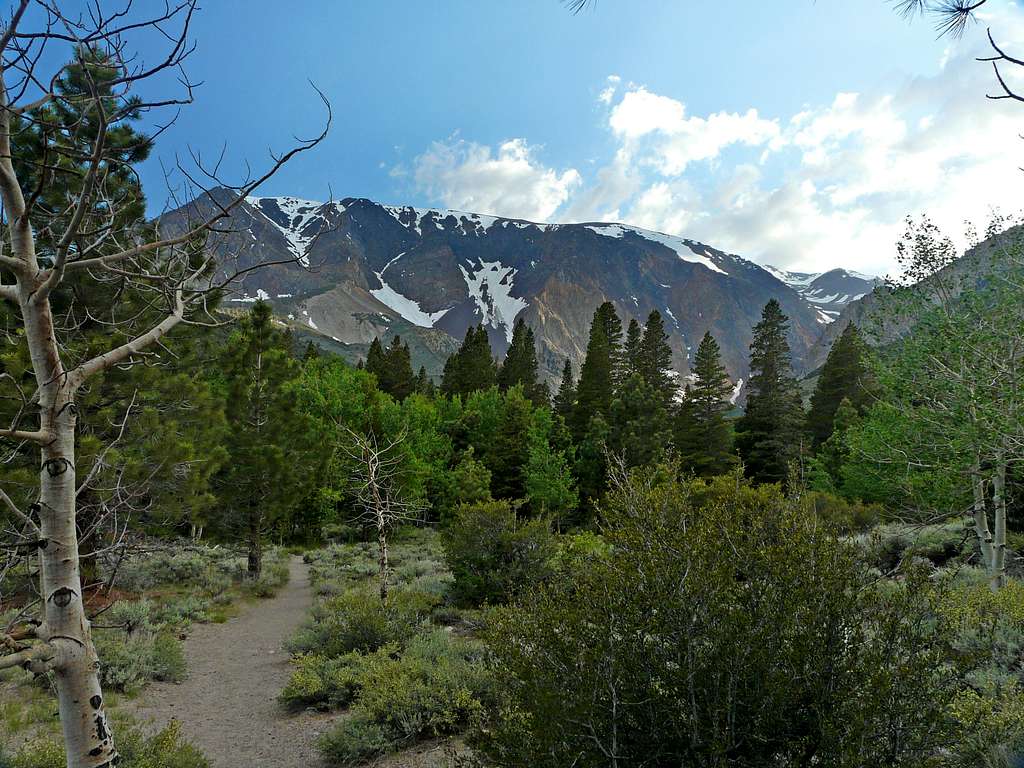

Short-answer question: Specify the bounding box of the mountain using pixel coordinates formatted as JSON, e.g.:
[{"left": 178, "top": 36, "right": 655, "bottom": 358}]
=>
[
  {"left": 163, "top": 190, "right": 862, "bottom": 391},
  {"left": 761, "top": 266, "right": 882, "bottom": 324}
]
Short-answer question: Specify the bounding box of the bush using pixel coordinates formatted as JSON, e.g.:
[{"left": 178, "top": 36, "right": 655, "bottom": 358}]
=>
[
  {"left": 4, "top": 722, "right": 208, "bottom": 768},
  {"left": 351, "top": 630, "right": 491, "bottom": 740},
  {"left": 441, "top": 501, "right": 556, "bottom": 606},
  {"left": 472, "top": 471, "right": 975, "bottom": 767},
  {"left": 95, "top": 631, "right": 186, "bottom": 693},
  {"left": 317, "top": 713, "right": 396, "bottom": 767},
  {"left": 280, "top": 650, "right": 372, "bottom": 710},
  {"left": 314, "top": 631, "right": 494, "bottom": 765},
  {"left": 287, "top": 587, "right": 439, "bottom": 658},
  {"left": 800, "top": 490, "right": 883, "bottom": 533}
]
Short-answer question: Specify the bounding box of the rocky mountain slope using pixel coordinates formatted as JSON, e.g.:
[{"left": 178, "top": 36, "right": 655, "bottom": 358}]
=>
[{"left": 163, "top": 189, "right": 872, "bottom": 390}]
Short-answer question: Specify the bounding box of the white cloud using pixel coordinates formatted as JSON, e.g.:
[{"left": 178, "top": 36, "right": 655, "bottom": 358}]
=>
[
  {"left": 409, "top": 137, "right": 580, "bottom": 221},
  {"left": 404, "top": 8, "right": 1024, "bottom": 275}
]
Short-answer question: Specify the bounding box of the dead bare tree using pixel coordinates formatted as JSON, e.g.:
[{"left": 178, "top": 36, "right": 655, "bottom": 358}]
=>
[
  {"left": 340, "top": 426, "right": 425, "bottom": 601},
  {"left": 0, "top": 2, "right": 329, "bottom": 766}
]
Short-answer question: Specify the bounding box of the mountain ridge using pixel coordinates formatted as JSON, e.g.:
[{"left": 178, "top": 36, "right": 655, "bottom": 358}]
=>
[{"left": 163, "top": 190, "right": 875, "bottom": 390}]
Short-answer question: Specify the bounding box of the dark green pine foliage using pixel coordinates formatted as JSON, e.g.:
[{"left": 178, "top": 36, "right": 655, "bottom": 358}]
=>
[
  {"left": 675, "top": 332, "right": 735, "bottom": 476},
  {"left": 415, "top": 366, "right": 433, "bottom": 396},
  {"left": 489, "top": 387, "right": 534, "bottom": 501},
  {"left": 442, "top": 325, "right": 497, "bottom": 398},
  {"left": 302, "top": 341, "right": 321, "bottom": 361},
  {"left": 365, "top": 337, "right": 385, "bottom": 379},
  {"left": 498, "top": 318, "right": 546, "bottom": 406},
  {"left": 219, "top": 301, "right": 308, "bottom": 577},
  {"left": 806, "top": 323, "right": 872, "bottom": 448},
  {"left": 624, "top": 318, "right": 643, "bottom": 378},
  {"left": 735, "top": 300, "right": 804, "bottom": 486},
  {"left": 609, "top": 374, "right": 672, "bottom": 469},
  {"left": 553, "top": 358, "right": 576, "bottom": 423},
  {"left": 807, "top": 396, "right": 859, "bottom": 493},
  {"left": 365, "top": 336, "right": 415, "bottom": 400},
  {"left": 573, "top": 302, "right": 624, "bottom": 439},
  {"left": 638, "top": 309, "right": 676, "bottom": 408}
]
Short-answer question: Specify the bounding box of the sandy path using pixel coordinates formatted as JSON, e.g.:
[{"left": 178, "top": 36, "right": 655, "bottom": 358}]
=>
[{"left": 129, "top": 556, "right": 338, "bottom": 767}]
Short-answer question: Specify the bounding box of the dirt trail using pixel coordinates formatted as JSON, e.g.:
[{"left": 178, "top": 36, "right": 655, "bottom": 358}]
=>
[{"left": 129, "top": 556, "right": 337, "bottom": 768}]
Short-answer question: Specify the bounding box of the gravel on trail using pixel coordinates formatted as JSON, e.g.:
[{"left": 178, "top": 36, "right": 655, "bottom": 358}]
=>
[{"left": 129, "top": 556, "right": 338, "bottom": 768}]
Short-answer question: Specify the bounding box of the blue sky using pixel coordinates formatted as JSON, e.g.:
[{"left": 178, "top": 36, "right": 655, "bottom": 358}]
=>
[{"left": 128, "top": 1, "right": 1024, "bottom": 273}]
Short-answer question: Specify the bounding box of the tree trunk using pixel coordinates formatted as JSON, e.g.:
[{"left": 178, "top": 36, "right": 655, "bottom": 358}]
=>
[
  {"left": 971, "top": 464, "right": 997, "bottom": 577},
  {"left": 992, "top": 461, "right": 1008, "bottom": 591},
  {"left": 378, "top": 521, "right": 389, "bottom": 602},
  {"left": 37, "top": 386, "right": 117, "bottom": 767},
  {"left": 247, "top": 506, "right": 262, "bottom": 579}
]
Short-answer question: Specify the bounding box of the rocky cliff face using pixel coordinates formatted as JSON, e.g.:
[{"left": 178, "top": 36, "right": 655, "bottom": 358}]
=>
[{"left": 163, "top": 190, "right": 861, "bottom": 390}]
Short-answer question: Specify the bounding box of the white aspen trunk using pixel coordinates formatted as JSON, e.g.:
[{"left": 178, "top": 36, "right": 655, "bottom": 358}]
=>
[
  {"left": 971, "top": 463, "right": 997, "bottom": 580},
  {"left": 378, "top": 519, "right": 389, "bottom": 602},
  {"left": 22, "top": 298, "right": 117, "bottom": 767},
  {"left": 992, "top": 460, "right": 1008, "bottom": 591}
]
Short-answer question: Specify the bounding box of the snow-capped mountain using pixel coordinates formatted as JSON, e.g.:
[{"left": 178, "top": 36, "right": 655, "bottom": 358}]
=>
[
  {"left": 762, "top": 265, "right": 882, "bottom": 323},
  {"left": 163, "top": 190, "right": 863, "bottom": 384}
]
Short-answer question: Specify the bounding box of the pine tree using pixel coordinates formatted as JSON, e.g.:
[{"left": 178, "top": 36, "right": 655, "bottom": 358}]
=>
[
  {"left": 366, "top": 337, "right": 386, "bottom": 380},
  {"left": 490, "top": 386, "right": 534, "bottom": 501},
  {"left": 219, "top": 301, "right": 309, "bottom": 577},
  {"left": 674, "top": 332, "right": 735, "bottom": 476},
  {"left": 303, "top": 340, "right": 321, "bottom": 361},
  {"left": 735, "top": 300, "right": 804, "bottom": 486},
  {"left": 498, "top": 318, "right": 545, "bottom": 405},
  {"left": 608, "top": 373, "right": 672, "bottom": 469},
  {"left": 624, "top": 318, "right": 643, "bottom": 378},
  {"left": 806, "top": 323, "right": 872, "bottom": 448},
  {"left": 441, "top": 325, "right": 498, "bottom": 398},
  {"left": 573, "top": 302, "right": 623, "bottom": 438},
  {"left": 553, "top": 358, "right": 576, "bottom": 423},
  {"left": 416, "top": 366, "right": 432, "bottom": 396},
  {"left": 384, "top": 336, "right": 416, "bottom": 401},
  {"left": 638, "top": 309, "right": 676, "bottom": 407},
  {"left": 807, "top": 396, "right": 859, "bottom": 493}
]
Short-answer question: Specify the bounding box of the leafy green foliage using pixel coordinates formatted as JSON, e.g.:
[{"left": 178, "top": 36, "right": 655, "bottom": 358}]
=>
[
  {"left": 474, "top": 471, "right": 980, "bottom": 767},
  {"left": 442, "top": 325, "right": 497, "bottom": 398},
  {"left": 441, "top": 500, "right": 556, "bottom": 606}
]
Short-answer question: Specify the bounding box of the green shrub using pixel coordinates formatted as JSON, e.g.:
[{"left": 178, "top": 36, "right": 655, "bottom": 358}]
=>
[
  {"left": 314, "top": 631, "right": 493, "bottom": 765},
  {"left": 317, "top": 713, "right": 396, "bottom": 767},
  {"left": 288, "top": 587, "right": 439, "bottom": 658},
  {"left": 280, "top": 650, "right": 375, "bottom": 710},
  {"left": 441, "top": 500, "right": 556, "bottom": 606},
  {"left": 352, "top": 630, "right": 491, "bottom": 741},
  {"left": 4, "top": 722, "right": 207, "bottom": 768},
  {"left": 95, "top": 631, "right": 186, "bottom": 693}
]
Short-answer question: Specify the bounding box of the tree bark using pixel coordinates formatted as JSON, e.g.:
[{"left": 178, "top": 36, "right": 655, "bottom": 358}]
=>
[
  {"left": 24, "top": 299, "right": 117, "bottom": 766},
  {"left": 992, "top": 460, "right": 1008, "bottom": 591}
]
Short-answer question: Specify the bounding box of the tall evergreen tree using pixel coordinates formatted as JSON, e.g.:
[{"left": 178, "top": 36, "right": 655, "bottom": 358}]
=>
[
  {"left": 498, "top": 318, "right": 545, "bottom": 405},
  {"left": 553, "top": 358, "right": 576, "bottom": 423},
  {"left": 638, "top": 309, "right": 676, "bottom": 407},
  {"left": 218, "top": 301, "right": 309, "bottom": 576},
  {"left": 735, "top": 300, "right": 804, "bottom": 485},
  {"left": 609, "top": 374, "right": 672, "bottom": 469},
  {"left": 366, "top": 337, "right": 386, "bottom": 380},
  {"left": 674, "top": 332, "right": 735, "bottom": 476},
  {"left": 573, "top": 302, "right": 623, "bottom": 438},
  {"left": 624, "top": 318, "right": 643, "bottom": 378},
  {"left": 806, "top": 323, "right": 872, "bottom": 448},
  {"left": 415, "top": 365, "right": 432, "bottom": 396},
  {"left": 442, "top": 325, "right": 497, "bottom": 398},
  {"left": 384, "top": 336, "right": 416, "bottom": 401}
]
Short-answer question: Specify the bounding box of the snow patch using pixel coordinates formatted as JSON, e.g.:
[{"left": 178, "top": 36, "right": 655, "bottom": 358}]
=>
[
  {"left": 246, "top": 196, "right": 337, "bottom": 267},
  {"left": 584, "top": 223, "right": 728, "bottom": 275},
  {"left": 370, "top": 251, "right": 448, "bottom": 328},
  {"left": 730, "top": 378, "right": 744, "bottom": 405},
  {"left": 459, "top": 260, "right": 529, "bottom": 342}
]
